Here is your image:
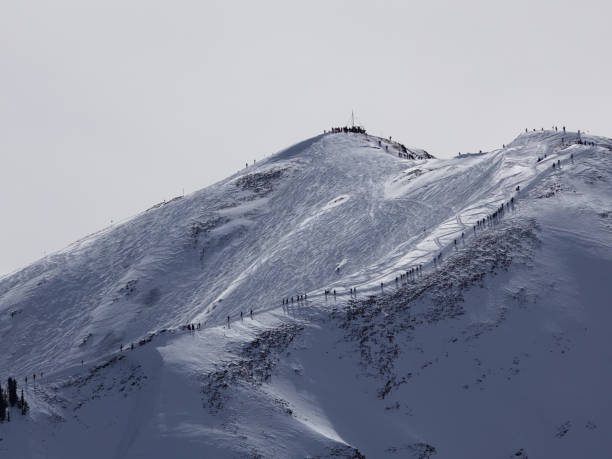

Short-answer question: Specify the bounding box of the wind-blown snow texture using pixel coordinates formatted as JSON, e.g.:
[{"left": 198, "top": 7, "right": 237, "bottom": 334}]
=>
[{"left": 1, "top": 130, "right": 611, "bottom": 458}]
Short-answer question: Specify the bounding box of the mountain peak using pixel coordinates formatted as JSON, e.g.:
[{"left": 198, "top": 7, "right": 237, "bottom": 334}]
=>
[{"left": 1, "top": 129, "right": 611, "bottom": 457}]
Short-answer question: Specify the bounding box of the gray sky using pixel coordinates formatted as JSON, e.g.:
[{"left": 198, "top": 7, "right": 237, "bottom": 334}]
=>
[{"left": 1, "top": 0, "right": 611, "bottom": 275}]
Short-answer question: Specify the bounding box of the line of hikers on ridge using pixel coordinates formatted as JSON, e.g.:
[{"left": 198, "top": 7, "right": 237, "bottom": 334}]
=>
[
  {"left": 433, "top": 192, "right": 519, "bottom": 267},
  {"left": 526, "top": 126, "right": 569, "bottom": 133},
  {"left": 524, "top": 126, "right": 598, "bottom": 148}
]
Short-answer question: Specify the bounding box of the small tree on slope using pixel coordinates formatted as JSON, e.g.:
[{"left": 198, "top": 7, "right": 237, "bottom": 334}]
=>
[
  {"left": 0, "top": 385, "right": 7, "bottom": 422},
  {"left": 7, "top": 377, "right": 18, "bottom": 407}
]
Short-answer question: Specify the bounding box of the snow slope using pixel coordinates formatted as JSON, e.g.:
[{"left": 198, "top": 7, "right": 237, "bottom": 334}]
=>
[{"left": 1, "top": 129, "right": 611, "bottom": 458}]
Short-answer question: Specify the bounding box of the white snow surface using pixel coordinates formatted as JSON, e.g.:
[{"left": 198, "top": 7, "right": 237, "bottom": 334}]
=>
[{"left": 1, "top": 130, "right": 612, "bottom": 458}]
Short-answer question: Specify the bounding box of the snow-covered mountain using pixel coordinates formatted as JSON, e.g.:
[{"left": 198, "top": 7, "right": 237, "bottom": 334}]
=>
[{"left": 1, "top": 129, "right": 611, "bottom": 458}]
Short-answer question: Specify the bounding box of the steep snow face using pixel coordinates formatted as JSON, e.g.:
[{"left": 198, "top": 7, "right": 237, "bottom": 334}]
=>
[
  {"left": 1, "top": 129, "right": 612, "bottom": 458},
  {"left": 0, "top": 132, "right": 483, "bottom": 376}
]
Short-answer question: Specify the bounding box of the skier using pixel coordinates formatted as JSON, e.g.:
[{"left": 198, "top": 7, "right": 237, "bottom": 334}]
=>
[
  {"left": 227, "top": 315, "right": 230, "bottom": 328},
  {"left": 240, "top": 311, "right": 243, "bottom": 321},
  {"left": 250, "top": 309, "right": 253, "bottom": 319}
]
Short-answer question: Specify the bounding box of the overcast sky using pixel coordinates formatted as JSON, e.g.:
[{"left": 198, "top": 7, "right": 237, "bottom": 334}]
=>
[{"left": 1, "top": 0, "right": 611, "bottom": 275}]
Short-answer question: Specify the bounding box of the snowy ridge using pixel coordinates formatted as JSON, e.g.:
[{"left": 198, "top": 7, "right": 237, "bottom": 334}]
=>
[{"left": 1, "top": 129, "right": 612, "bottom": 457}]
